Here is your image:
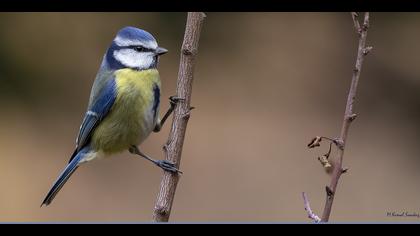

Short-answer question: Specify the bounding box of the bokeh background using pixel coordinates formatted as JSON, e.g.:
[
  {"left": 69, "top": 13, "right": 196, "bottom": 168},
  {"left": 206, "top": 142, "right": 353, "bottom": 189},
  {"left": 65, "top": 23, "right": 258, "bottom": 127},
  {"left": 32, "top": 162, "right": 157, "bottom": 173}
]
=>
[{"left": 0, "top": 12, "right": 419, "bottom": 222}]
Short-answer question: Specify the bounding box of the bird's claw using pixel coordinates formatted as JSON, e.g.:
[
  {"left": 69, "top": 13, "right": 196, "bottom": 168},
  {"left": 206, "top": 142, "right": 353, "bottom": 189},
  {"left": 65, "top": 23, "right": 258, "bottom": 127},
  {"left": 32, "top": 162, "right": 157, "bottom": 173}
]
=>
[
  {"left": 155, "top": 160, "right": 183, "bottom": 174},
  {"left": 157, "top": 160, "right": 182, "bottom": 174},
  {"left": 169, "top": 96, "right": 184, "bottom": 106}
]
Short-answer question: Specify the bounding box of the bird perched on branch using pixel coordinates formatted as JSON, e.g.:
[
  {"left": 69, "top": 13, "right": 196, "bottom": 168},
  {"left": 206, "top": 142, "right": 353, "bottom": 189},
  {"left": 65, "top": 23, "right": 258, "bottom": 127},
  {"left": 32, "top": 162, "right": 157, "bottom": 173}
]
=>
[{"left": 42, "top": 26, "right": 181, "bottom": 206}]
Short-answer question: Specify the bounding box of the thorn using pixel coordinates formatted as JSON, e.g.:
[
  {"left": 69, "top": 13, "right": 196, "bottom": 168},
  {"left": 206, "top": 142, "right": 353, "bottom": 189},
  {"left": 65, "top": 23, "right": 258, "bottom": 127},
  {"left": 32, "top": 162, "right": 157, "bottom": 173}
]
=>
[
  {"left": 363, "top": 46, "right": 373, "bottom": 55},
  {"left": 348, "top": 113, "right": 357, "bottom": 122},
  {"left": 163, "top": 143, "right": 169, "bottom": 152},
  {"left": 341, "top": 167, "right": 349, "bottom": 174},
  {"left": 189, "top": 106, "right": 195, "bottom": 111},
  {"left": 308, "top": 136, "right": 322, "bottom": 148},
  {"left": 326, "top": 186, "right": 334, "bottom": 197}
]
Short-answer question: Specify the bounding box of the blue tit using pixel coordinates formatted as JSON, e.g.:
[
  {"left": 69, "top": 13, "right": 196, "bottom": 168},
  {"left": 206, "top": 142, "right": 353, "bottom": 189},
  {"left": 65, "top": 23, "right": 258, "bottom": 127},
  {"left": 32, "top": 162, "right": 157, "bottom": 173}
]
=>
[{"left": 41, "top": 26, "right": 181, "bottom": 206}]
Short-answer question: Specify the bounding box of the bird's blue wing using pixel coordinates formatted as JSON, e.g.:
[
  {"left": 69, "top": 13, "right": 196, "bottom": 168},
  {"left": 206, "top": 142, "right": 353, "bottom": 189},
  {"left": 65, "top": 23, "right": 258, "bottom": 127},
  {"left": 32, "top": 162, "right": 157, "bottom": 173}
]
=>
[{"left": 71, "top": 77, "right": 117, "bottom": 161}]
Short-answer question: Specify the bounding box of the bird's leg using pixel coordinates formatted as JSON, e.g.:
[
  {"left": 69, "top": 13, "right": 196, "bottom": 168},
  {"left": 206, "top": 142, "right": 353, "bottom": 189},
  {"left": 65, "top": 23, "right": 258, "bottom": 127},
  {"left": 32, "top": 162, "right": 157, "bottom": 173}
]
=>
[
  {"left": 153, "top": 96, "right": 184, "bottom": 132},
  {"left": 129, "top": 145, "right": 182, "bottom": 174}
]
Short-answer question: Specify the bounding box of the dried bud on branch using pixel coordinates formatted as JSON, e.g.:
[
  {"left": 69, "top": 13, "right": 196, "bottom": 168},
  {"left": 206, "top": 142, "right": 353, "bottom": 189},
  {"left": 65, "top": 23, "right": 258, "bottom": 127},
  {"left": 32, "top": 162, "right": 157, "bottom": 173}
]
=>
[{"left": 307, "top": 136, "right": 322, "bottom": 148}]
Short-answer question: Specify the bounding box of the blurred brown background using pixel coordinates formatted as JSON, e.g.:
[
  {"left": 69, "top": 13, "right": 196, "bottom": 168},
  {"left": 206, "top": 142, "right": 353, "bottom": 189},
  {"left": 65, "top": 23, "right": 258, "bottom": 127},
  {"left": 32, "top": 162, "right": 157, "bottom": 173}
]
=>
[{"left": 0, "top": 12, "right": 419, "bottom": 222}]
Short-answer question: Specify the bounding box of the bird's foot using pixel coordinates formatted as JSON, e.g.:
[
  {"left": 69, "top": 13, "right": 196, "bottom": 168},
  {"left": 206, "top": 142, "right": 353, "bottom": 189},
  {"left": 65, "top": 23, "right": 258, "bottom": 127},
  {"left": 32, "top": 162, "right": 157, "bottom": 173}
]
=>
[
  {"left": 155, "top": 160, "right": 183, "bottom": 174},
  {"left": 169, "top": 96, "right": 184, "bottom": 106}
]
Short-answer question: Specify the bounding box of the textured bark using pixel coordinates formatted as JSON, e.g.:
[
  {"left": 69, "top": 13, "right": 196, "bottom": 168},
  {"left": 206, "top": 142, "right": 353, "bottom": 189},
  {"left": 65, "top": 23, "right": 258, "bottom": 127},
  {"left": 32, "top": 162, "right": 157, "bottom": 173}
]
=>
[{"left": 152, "top": 12, "right": 206, "bottom": 222}]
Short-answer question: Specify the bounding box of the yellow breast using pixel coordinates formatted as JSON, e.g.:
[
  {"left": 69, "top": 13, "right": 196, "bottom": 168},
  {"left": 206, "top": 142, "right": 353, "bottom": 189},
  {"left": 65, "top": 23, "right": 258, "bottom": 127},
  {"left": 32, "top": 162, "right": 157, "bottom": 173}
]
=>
[{"left": 91, "top": 68, "right": 161, "bottom": 154}]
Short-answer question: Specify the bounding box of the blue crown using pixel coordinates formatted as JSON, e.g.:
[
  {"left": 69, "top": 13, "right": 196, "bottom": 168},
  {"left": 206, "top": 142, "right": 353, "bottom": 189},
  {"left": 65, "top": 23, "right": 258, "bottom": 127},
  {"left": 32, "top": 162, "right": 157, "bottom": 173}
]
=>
[{"left": 116, "top": 26, "right": 156, "bottom": 43}]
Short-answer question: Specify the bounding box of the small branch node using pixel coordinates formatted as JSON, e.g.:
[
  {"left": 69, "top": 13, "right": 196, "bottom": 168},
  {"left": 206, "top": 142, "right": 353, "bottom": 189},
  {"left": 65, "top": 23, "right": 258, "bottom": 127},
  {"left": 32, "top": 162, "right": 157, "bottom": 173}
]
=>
[
  {"left": 325, "top": 186, "right": 334, "bottom": 198},
  {"left": 182, "top": 47, "right": 195, "bottom": 56},
  {"left": 333, "top": 138, "right": 344, "bottom": 150},
  {"left": 361, "top": 12, "right": 370, "bottom": 32},
  {"left": 341, "top": 167, "right": 349, "bottom": 174},
  {"left": 162, "top": 143, "right": 169, "bottom": 152},
  {"left": 362, "top": 22, "right": 369, "bottom": 31},
  {"left": 348, "top": 113, "right": 357, "bottom": 122},
  {"left": 363, "top": 46, "right": 373, "bottom": 55}
]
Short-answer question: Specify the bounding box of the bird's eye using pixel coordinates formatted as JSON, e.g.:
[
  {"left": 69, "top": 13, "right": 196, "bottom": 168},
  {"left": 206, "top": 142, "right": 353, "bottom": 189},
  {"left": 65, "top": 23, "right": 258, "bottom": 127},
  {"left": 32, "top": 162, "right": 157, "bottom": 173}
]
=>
[{"left": 134, "top": 46, "right": 145, "bottom": 52}]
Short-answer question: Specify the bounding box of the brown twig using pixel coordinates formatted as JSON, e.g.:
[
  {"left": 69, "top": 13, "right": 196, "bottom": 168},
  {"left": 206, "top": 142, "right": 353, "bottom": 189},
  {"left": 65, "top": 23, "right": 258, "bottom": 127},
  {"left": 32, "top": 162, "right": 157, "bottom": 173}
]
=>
[
  {"left": 320, "top": 12, "right": 372, "bottom": 222},
  {"left": 152, "top": 12, "right": 206, "bottom": 222}
]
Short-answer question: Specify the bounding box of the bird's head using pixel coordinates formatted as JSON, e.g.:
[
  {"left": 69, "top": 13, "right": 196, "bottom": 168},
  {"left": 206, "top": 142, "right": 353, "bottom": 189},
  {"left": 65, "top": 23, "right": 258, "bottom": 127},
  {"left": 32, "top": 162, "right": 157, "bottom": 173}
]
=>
[{"left": 105, "top": 26, "right": 168, "bottom": 70}]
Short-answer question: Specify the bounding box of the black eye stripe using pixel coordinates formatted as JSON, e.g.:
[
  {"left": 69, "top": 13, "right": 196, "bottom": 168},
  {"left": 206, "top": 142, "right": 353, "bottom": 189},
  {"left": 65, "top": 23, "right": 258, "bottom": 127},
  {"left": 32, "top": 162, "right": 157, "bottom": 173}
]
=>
[
  {"left": 116, "top": 45, "right": 154, "bottom": 52},
  {"left": 133, "top": 46, "right": 154, "bottom": 52}
]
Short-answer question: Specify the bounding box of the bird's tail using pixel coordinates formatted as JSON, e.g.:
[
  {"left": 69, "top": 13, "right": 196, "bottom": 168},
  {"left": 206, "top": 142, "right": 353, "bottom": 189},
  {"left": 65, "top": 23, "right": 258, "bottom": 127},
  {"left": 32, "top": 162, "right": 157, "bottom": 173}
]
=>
[{"left": 41, "top": 147, "right": 89, "bottom": 207}]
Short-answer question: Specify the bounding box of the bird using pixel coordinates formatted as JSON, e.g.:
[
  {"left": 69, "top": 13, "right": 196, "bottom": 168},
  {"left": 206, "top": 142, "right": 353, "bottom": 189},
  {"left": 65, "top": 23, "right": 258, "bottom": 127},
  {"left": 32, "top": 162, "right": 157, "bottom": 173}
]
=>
[{"left": 41, "top": 26, "right": 182, "bottom": 207}]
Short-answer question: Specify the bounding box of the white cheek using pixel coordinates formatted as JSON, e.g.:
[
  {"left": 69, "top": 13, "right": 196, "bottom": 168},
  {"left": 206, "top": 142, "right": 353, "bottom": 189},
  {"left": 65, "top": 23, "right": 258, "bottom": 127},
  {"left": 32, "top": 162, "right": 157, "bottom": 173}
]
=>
[{"left": 114, "top": 49, "right": 154, "bottom": 69}]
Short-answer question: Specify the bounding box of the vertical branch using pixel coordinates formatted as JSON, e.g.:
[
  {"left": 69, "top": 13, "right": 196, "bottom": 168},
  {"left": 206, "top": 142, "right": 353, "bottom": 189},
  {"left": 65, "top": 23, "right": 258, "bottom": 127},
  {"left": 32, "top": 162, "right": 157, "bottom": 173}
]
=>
[
  {"left": 152, "top": 12, "right": 206, "bottom": 222},
  {"left": 320, "top": 12, "right": 372, "bottom": 222}
]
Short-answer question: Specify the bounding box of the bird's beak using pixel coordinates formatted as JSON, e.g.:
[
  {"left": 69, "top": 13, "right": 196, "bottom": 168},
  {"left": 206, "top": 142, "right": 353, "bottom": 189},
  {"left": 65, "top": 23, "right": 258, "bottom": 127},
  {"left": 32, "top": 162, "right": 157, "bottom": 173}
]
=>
[{"left": 155, "top": 47, "right": 168, "bottom": 55}]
